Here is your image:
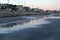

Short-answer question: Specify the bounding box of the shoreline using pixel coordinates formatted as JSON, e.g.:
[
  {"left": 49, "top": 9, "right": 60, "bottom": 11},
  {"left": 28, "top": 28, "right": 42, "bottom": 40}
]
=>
[{"left": 0, "top": 16, "right": 40, "bottom": 28}]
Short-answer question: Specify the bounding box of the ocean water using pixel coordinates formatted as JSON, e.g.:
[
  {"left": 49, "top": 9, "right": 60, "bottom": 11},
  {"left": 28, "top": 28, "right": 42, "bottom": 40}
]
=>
[{"left": 0, "top": 16, "right": 60, "bottom": 40}]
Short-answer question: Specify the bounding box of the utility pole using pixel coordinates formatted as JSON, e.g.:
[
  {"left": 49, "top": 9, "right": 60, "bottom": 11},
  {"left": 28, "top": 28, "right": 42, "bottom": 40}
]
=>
[
  {"left": 7, "top": 0, "right": 9, "bottom": 4},
  {"left": 23, "top": 0, "right": 26, "bottom": 6},
  {"left": 30, "top": 0, "right": 33, "bottom": 8},
  {"left": 18, "top": 1, "right": 19, "bottom": 5}
]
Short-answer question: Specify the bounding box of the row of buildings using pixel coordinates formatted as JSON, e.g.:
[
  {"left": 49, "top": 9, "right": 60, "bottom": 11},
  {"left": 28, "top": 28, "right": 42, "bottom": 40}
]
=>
[
  {"left": 0, "top": 4, "right": 44, "bottom": 13},
  {"left": 0, "top": 4, "right": 24, "bottom": 11},
  {"left": 0, "top": 4, "right": 60, "bottom": 14}
]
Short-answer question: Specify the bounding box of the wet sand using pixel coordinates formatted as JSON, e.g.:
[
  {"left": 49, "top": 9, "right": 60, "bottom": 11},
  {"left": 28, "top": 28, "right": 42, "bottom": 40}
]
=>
[{"left": 0, "top": 16, "right": 60, "bottom": 40}]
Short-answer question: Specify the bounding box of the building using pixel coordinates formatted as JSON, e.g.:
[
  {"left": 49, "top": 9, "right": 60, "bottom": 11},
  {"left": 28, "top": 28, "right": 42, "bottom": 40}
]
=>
[
  {"left": 31, "top": 8, "right": 44, "bottom": 13},
  {"left": 31, "top": 8, "right": 40, "bottom": 12},
  {"left": 0, "top": 4, "right": 24, "bottom": 11},
  {"left": 23, "top": 6, "right": 31, "bottom": 12},
  {"left": 39, "top": 9, "right": 44, "bottom": 13},
  {"left": 0, "top": 4, "right": 15, "bottom": 11},
  {"left": 0, "top": 4, "right": 8, "bottom": 10},
  {"left": 16, "top": 5, "right": 25, "bottom": 12}
]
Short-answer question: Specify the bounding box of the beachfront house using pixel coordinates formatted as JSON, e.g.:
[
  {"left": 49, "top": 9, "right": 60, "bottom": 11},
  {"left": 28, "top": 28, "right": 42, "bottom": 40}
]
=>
[
  {"left": 23, "top": 6, "right": 31, "bottom": 12},
  {"left": 0, "top": 4, "right": 16, "bottom": 11},
  {"left": 39, "top": 9, "right": 44, "bottom": 13},
  {"left": 16, "top": 5, "right": 25, "bottom": 12},
  {"left": 0, "top": 4, "right": 7, "bottom": 10},
  {"left": 31, "top": 8, "right": 40, "bottom": 12}
]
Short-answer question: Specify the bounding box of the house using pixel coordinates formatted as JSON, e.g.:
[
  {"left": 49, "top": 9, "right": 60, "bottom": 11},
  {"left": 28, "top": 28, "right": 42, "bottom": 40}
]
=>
[
  {"left": 31, "top": 8, "right": 40, "bottom": 12},
  {"left": 0, "top": 4, "right": 8, "bottom": 10},
  {"left": 16, "top": 5, "right": 25, "bottom": 12},
  {"left": 23, "top": 6, "right": 31, "bottom": 12},
  {"left": 31, "top": 8, "right": 44, "bottom": 13},
  {"left": 0, "top": 4, "right": 18, "bottom": 11}
]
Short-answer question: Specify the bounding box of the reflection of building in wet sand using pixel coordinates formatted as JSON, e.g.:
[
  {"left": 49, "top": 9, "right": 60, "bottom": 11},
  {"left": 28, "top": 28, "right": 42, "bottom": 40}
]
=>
[{"left": 0, "top": 17, "right": 32, "bottom": 28}]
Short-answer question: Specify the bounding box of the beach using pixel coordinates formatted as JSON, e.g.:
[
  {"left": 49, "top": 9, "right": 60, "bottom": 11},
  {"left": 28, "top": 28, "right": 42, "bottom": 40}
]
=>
[{"left": 0, "top": 15, "right": 60, "bottom": 40}]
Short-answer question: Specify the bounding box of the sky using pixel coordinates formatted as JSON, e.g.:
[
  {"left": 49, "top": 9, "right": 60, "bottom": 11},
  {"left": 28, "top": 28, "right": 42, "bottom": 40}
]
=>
[{"left": 0, "top": 0, "right": 60, "bottom": 10}]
